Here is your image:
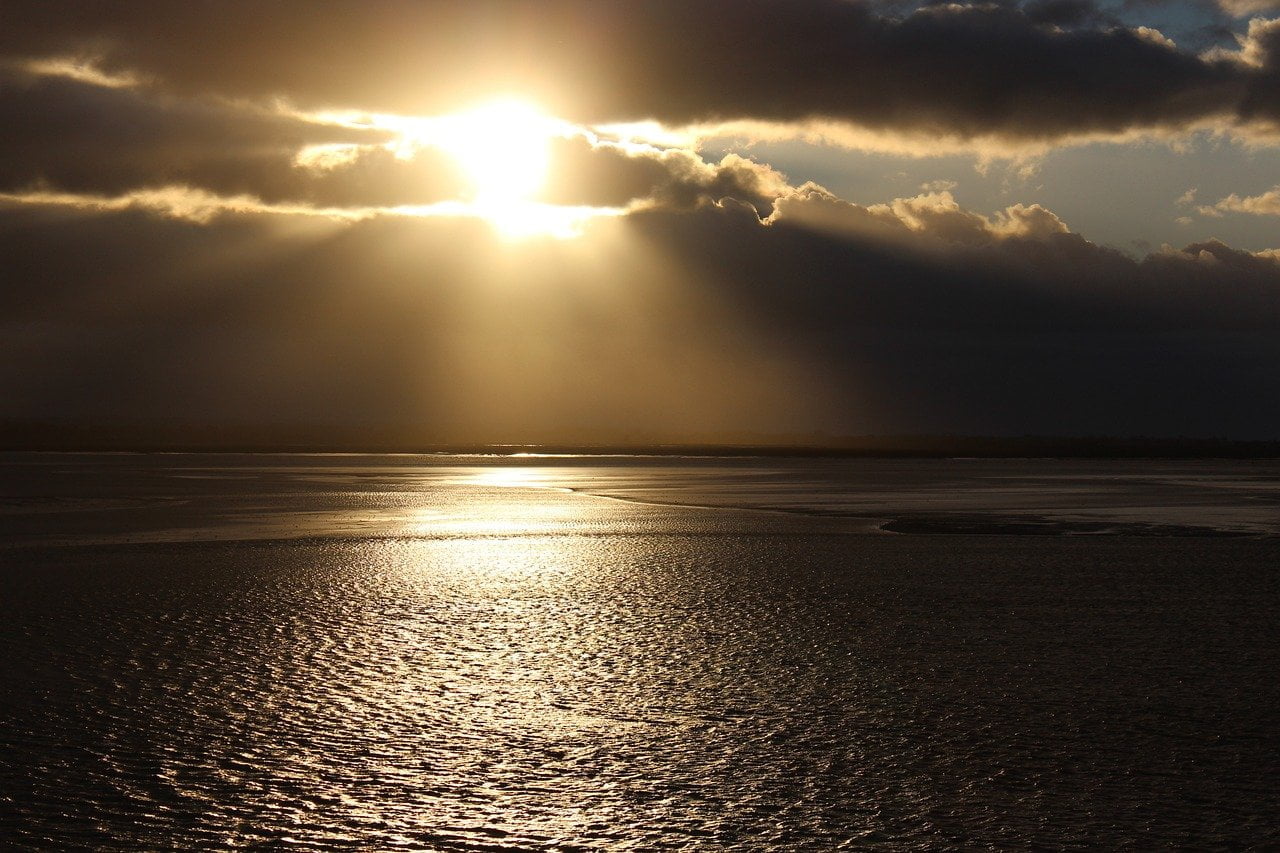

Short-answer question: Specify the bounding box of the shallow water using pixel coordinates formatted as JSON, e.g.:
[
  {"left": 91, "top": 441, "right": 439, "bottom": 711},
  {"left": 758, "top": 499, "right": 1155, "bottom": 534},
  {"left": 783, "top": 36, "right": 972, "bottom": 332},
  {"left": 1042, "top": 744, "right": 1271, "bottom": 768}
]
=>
[{"left": 2, "top": 454, "right": 1278, "bottom": 849}]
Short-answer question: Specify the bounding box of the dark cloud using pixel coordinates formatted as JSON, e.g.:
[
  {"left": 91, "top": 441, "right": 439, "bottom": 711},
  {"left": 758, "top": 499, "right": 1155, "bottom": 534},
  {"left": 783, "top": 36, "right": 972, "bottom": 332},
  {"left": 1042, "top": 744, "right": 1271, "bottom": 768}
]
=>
[
  {"left": 629, "top": 201, "right": 1280, "bottom": 436},
  {"left": 3, "top": 192, "right": 1278, "bottom": 439},
  {"left": 1023, "top": 0, "right": 1114, "bottom": 28},
  {"left": 0, "top": 71, "right": 469, "bottom": 206},
  {"left": 1, "top": 0, "right": 1274, "bottom": 142},
  {"left": 0, "top": 203, "right": 832, "bottom": 441},
  {"left": 540, "top": 138, "right": 787, "bottom": 215},
  {"left": 0, "top": 69, "right": 793, "bottom": 213},
  {"left": 538, "top": 138, "right": 672, "bottom": 207},
  {"left": 1238, "top": 18, "right": 1280, "bottom": 123}
]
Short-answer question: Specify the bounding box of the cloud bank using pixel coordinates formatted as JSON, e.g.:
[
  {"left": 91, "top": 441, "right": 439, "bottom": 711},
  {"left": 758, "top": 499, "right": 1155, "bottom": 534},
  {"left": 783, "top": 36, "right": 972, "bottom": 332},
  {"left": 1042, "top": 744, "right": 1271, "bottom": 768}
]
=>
[
  {"left": 3, "top": 184, "right": 1277, "bottom": 439},
  {"left": 3, "top": 0, "right": 1280, "bottom": 147}
]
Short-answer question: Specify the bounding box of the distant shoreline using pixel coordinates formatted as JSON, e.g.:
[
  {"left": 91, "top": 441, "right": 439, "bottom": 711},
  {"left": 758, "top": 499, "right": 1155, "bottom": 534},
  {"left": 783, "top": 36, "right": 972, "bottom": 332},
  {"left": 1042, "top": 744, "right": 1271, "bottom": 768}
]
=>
[{"left": 2, "top": 425, "right": 1278, "bottom": 459}]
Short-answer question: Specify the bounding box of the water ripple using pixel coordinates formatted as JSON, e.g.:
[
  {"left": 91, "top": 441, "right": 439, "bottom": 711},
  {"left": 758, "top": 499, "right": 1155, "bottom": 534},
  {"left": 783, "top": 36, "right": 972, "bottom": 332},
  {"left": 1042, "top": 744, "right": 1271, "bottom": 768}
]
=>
[{"left": 2, "top": 456, "right": 1278, "bottom": 849}]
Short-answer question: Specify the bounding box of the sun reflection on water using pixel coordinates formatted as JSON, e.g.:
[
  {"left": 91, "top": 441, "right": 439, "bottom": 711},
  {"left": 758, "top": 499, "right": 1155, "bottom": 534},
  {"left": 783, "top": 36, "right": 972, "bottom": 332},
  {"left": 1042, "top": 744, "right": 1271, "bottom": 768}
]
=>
[
  {"left": 283, "top": 535, "right": 652, "bottom": 846},
  {"left": 405, "top": 467, "right": 581, "bottom": 536},
  {"left": 462, "top": 468, "right": 560, "bottom": 490},
  {"left": 408, "top": 504, "right": 580, "bottom": 537},
  {"left": 8, "top": 456, "right": 1280, "bottom": 849}
]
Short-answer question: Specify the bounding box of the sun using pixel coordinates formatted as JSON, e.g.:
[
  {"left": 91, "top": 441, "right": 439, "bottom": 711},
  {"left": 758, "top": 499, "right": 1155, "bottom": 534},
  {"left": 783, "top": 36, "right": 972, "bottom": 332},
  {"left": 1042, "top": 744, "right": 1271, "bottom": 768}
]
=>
[
  {"left": 434, "top": 98, "right": 561, "bottom": 235},
  {"left": 390, "top": 96, "right": 621, "bottom": 238},
  {"left": 438, "top": 98, "right": 551, "bottom": 203}
]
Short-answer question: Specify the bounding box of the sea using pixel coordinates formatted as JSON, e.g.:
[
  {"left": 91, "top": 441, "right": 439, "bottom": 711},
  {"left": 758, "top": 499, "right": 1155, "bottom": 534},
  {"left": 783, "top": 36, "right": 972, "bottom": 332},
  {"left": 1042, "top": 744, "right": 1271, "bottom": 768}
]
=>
[{"left": 2, "top": 452, "right": 1277, "bottom": 849}]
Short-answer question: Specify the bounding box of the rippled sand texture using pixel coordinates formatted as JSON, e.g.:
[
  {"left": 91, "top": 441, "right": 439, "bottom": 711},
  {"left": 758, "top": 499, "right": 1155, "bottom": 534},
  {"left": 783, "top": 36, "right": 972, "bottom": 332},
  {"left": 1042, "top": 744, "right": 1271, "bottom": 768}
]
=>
[{"left": 2, "top": 454, "right": 1278, "bottom": 849}]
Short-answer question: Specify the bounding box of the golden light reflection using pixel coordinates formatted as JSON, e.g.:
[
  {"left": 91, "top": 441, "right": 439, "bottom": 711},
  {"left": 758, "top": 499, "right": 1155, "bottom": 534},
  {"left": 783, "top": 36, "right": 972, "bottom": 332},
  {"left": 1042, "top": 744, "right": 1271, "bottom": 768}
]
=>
[
  {"left": 463, "top": 468, "right": 558, "bottom": 489},
  {"left": 408, "top": 504, "right": 578, "bottom": 537},
  {"left": 401, "top": 466, "right": 581, "bottom": 536}
]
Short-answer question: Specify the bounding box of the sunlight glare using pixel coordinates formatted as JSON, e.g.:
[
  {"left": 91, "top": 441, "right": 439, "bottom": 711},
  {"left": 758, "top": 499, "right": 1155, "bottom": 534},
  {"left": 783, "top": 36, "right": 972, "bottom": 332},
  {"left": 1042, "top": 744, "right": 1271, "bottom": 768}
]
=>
[
  {"left": 320, "top": 98, "right": 626, "bottom": 238},
  {"left": 438, "top": 99, "right": 552, "bottom": 209},
  {"left": 420, "top": 98, "right": 618, "bottom": 239},
  {"left": 463, "top": 468, "right": 555, "bottom": 489}
]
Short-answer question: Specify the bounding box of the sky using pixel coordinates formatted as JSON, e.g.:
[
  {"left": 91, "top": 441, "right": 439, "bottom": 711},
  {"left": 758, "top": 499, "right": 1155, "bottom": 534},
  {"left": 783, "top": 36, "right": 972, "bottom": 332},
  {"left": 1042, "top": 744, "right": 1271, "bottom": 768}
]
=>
[{"left": 2, "top": 0, "right": 1279, "bottom": 443}]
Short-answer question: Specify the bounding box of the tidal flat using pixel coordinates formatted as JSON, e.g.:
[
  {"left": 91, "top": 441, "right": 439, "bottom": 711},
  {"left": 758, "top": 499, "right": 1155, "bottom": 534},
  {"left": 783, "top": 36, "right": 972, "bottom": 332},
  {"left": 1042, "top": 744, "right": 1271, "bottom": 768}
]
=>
[{"left": 2, "top": 453, "right": 1277, "bottom": 849}]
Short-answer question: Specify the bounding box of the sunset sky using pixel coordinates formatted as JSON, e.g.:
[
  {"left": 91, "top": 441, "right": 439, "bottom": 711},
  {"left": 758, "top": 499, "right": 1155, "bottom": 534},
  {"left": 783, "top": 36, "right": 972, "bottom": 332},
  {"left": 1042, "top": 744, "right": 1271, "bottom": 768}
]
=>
[{"left": 3, "top": 0, "right": 1279, "bottom": 442}]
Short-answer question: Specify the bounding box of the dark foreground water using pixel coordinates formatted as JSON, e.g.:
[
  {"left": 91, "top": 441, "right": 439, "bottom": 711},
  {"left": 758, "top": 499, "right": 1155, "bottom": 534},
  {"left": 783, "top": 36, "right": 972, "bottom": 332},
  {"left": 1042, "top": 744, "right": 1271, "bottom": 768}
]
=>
[{"left": 2, "top": 454, "right": 1278, "bottom": 849}]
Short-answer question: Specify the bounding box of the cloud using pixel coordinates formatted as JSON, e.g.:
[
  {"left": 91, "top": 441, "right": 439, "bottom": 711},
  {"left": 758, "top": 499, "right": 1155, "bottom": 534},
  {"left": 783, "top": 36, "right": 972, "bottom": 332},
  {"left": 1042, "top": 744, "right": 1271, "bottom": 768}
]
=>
[
  {"left": 21, "top": 56, "right": 142, "bottom": 88},
  {"left": 768, "top": 186, "right": 1074, "bottom": 251},
  {"left": 538, "top": 137, "right": 790, "bottom": 213},
  {"left": 637, "top": 204, "right": 1280, "bottom": 436},
  {"left": 1023, "top": 0, "right": 1115, "bottom": 28},
  {"left": 0, "top": 69, "right": 482, "bottom": 208},
  {"left": 0, "top": 62, "right": 804, "bottom": 225},
  {"left": 4, "top": 181, "right": 1278, "bottom": 439},
  {"left": 0, "top": 185, "right": 378, "bottom": 224},
  {"left": 1200, "top": 184, "right": 1280, "bottom": 215},
  {"left": 0, "top": 61, "right": 812, "bottom": 221},
  {"left": 3, "top": 0, "right": 1278, "bottom": 149},
  {"left": 0, "top": 204, "right": 835, "bottom": 441},
  {"left": 3, "top": 2, "right": 1279, "bottom": 439},
  {"left": 1217, "top": 0, "right": 1280, "bottom": 16},
  {"left": 0, "top": 185, "right": 625, "bottom": 244},
  {"left": 1235, "top": 18, "right": 1280, "bottom": 124}
]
